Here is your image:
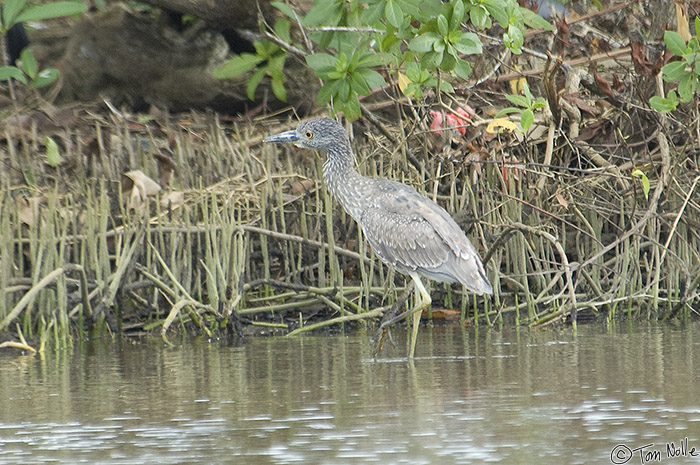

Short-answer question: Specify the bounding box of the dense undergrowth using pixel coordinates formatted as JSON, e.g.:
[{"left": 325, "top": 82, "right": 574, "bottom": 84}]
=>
[
  {"left": 1, "top": 90, "right": 698, "bottom": 352},
  {"left": 1, "top": 1, "right": 699, "bottom": 352}
]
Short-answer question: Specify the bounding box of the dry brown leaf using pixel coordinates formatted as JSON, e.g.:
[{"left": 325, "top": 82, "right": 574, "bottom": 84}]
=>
[
  {"left": 122, "top": 170, "right": 161, "bottom": 211},
  {"left": 676, "top": 1, "right": 691, "bottom": 42},
  {"left": 555, "top": 18, "right": 570, "bottom": 56},
  {"left": 527, "top": 123, "right": 549, "bottom": 141},
  {"left": 290, "top": 178, "right": 316, "bottom": 196},
  {"left": 564, "top": 94, "right": 600, "bottom": 116},
  {"left": 630, "top": 41, "right": 651, "bottom": 75},
  {"left": 593, "top": 72, "right": 615, "bottom": 100},
  {"left": 17, "top": 196, "right": 42, "bottom": 227},
  {"left": 578, "top": 119, "right": 611, "bottom": 142},
  {"left": 612, "top": 75, "right": 625, "bottom": 92},
  {"left": 425, "top": 308, "right": 461, "bottom": 320},
  {"left": 153, "top": 151, "right": 177, "bottom": 190},
  {"left": 464, "top": 142, "right": 490, "bottom": 184},
  {"left": 160, "top": 190, "right": 185, "bottom": 210},
  {"left": 499, "top": 153, "right": 524, "bottom": 193},
  {"left": 555, "top": 188, "right": 569, "bottom": 210}
]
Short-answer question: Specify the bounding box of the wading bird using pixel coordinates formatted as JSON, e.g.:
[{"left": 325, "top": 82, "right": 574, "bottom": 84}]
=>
[{"left": 265, "top": 117, "right": 492, "bottom": 358}]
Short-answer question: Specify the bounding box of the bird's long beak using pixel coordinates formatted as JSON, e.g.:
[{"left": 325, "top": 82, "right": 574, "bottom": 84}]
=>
[{"left": 264, "top": 129, "right": 299, "bottom": 144}]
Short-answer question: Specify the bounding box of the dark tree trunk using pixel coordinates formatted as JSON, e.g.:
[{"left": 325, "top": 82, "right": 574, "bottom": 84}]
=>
[{"left": 26, "top": 1, "right": 317, "bottom": 115}]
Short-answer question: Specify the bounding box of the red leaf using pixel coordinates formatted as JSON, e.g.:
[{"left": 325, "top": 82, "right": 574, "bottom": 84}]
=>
[
  {"left": 593, "top": 72, "right": 615, "bottom": 100},
  {"left": 630, "top": 41, "right": 651, "bottom": 75},
  {"left": 555, "top": 19, "right": 570, "bottom": 56}
]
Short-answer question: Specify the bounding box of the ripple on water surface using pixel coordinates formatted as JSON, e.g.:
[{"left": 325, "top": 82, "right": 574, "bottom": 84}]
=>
[{"left": 0, "top": 323, "right": 699, "bottom": 464}]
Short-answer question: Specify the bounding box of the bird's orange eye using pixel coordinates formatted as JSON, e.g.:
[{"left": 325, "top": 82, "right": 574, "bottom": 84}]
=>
[{"left": 305, "top": 131, "right": 313, "bottom": 139}]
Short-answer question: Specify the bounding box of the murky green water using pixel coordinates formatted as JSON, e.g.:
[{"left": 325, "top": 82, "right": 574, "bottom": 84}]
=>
[{"left": 1, "top": 322, "right": 699, "bottom": 464}]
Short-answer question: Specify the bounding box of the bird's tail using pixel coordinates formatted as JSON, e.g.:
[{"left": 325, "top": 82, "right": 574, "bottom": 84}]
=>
[{"left": 457, "top": 254, "right": 493, "bottom": 296}]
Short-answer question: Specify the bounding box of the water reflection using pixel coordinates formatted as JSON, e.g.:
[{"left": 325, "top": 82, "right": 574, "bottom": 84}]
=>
[{"left": 1, "top": 323, "right": 699, "bottom": 464}]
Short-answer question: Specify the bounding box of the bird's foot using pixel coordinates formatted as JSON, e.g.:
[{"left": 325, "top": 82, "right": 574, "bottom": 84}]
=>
[{"left": 371, "top": 324, "right": 395, "bottom": 358}]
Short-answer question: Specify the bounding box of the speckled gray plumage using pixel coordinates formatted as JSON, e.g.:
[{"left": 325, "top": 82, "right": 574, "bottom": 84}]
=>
[{"left": 265, "top": 117, "right": 492, "bottom": 296}]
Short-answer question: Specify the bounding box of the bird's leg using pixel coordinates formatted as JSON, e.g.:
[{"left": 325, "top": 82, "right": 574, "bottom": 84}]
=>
[
  {"left": 372, "top": 281, "right": 415, "bottom": 358},
  {"left": 372, "top": 276, "right": 430, "bottom": 359},
  {"left": 408, "top": 275, "right": 431, "bottom": 359}
]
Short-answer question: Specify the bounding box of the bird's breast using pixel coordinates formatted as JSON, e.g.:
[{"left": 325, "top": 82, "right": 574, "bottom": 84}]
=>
[{"left": 322, "top": 165, "right": 372, "bottom": 222}]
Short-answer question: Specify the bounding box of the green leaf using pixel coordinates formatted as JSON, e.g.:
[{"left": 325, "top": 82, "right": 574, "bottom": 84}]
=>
[
  {"left": 522, "top": 81, "right": 533, "bottom": 101},
  {"left": 469, "top": 6, "right": 490, "bottom": 30},
  {"left": 421, "top": 51, "right": 443, "bottom": 68},
  {"left": 246, "top": 67, "right": 266, "bottom": 100},
  {"left": 649, "top": 94, "right": 678, "bottom": 113},
  {"left": 357, "top": 53, "right": 386, "bottom": 68},
  {"left": 349, "top": 72, "right": 370, "bottom": 95},
  {"left": 437, "top": 15, "right": 449, "bottom": 37},
  {"left": 453, "top": 58, "right": 471, "bottom": 79},
  {"left": 317, "top": 80, "right": 339, "bottom": 105},
  {"left": 440, "top": 80, "right": 454, "bottom": 93},
  {"left": 505, "top": 94, "right": 529, "bottom": 108},
  {"left": 310, "top": 30, "right": 335, "bottom": 49},
  {"left": 334, "top": 52, "right": 349, "bottom": 72},
  {"left": 0, "top": 66, "right": 27, "bottom": 84},
  {"left": 252, "top": 41, "right": 269, "bottom": 58},
  {"left": 661, "top": 60, "right": 687, "bottom": 82},
  {"left": 306, "top": 53, "right": 337, "bottom": 71},
  {"left": 495, "top": 107, "right": 522, "bottom": 117},
  {"left": 378, "top": 34, "right": 401, "bottom": 57},
  {"left": 433, "top": 40, "right": 445, "bottom": 53},
  {"left": 447, "top": 29, "right": 462, "bottom": 44},
  {"left": 15, "top": 1, "right": 87, "bottom": 23},
  {"left": 664, "top": 30, "right": 687, "bottom": 56},
  {"left": 403, "top": 82, "right": 421, "bottom": 98},
  {"left": 483, "top": 0, "right": 509, "bottom": 26},
  {"left": 519, "top": 6, "right": 554, "bottom": 31},
  {"left": 677, "top": 72, "right": 694, "bottom": 102},
  {"left": 19, "top": 48, "right": 38, "bottom": 79},
  {"left": 271, "top": 1, "right": 297, "bottom": 19},
  {"left": 531, "top": 98, "right": 547, "bottom": 110},
  {"left": 271, "top": 75, "right": 287, "bottom": 102},
  {"left": 453, "top": 32, "right": 482, "bottom": 55},
  {"left": 631, "top": 169, "right": 650, "bottom": 200},
  {"left": 267, "top": 53, "right": 287, "bottom": 77},
  {"left": 521, "top": 108, "right": 534, "bottom": 132},
  {"left": 357, "top": 67, "right": 386, "bottom": 89},
  {"left": 404, "top": 62, "right": 421, "bottom": 81},
  {"left": 341, "top": 94, "right": 362, "bottom": 121},
  {"left": 2, "top": 0, "right": 27, "bottom": 31},
  {"left": 361, "top": 0, "right": 386, "bottom": 24},
  {"left": 505, "top": 25, "right": 524, "bottom": 54},
  {"left": 304, "top": 0, "right": 343, "bottom": 26},
  {"left": 212, "top": 53, "right": 263, "bottom": 79},
  {"left": 274, "top": 18, "right": 291, "bottom": 43},
  {"left": 408, "top": 33, "right": 441, "bottom": 53},
  {"left": 31, "top": 68, "right": 58, "bottom": 88},
  {"left": 45, "top": 136, "right": 61, "bottom": 168},
  {"left": 326, "top": 70, "right": 347, "bottom": 80},
  {"left": 412, "top": 0, "right": 441, "bottom": 21},
  {"left": 338, "top": 79, "right": 351, "bottom": 101},
  {"left": 401, "top": 0, "right": 423, "bottom": 18},
  {"left": 440, "top": 50, "right": 456, "bottom": 72},
  {"left": 384, "top": 0, "right": 403, "bottom": 28},
  {"left": 450, "top": 0, "right": 465, "bottom": 31}
]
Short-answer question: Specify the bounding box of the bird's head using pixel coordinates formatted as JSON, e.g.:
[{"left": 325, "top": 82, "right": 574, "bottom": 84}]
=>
[{"left": 264, "top": 118, "right": 349, "bottom": 153}]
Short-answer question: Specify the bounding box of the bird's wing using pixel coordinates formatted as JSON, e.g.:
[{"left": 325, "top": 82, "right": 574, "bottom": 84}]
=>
[
  {"left": 359, "top": 181, "right": 477, "bottom": 272},
  {"left": 360, "top": 202, "right": 450, "bottom": 272},
  {"left": 357, "top": 180, "right": 492, "bottom": 293}
]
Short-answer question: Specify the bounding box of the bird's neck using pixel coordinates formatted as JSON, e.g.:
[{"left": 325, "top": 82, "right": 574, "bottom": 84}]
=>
[{"left": 322, "top": 146, "right": 370, "bottom": 222}]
